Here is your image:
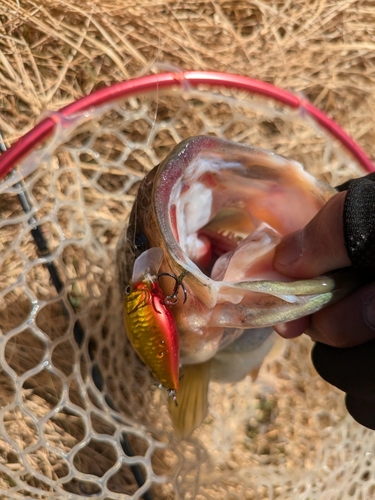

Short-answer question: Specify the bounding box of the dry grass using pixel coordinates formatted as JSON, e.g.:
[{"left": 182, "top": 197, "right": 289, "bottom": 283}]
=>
[
  {"left": 1, "top": 1, "right": 375, "bottom": 154},
  {"left": 1, "top": 1, "right": 375, "bottom": 499}
]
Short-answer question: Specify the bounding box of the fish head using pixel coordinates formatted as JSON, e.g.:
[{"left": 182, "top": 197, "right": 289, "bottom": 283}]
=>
[{"left": 119, "top": 136, "right": 339, "bottom": 367}]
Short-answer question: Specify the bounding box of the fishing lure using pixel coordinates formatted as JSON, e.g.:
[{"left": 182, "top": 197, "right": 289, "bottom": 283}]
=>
[{"left": 123, "top": 248, "right": 185, "bottom": 403}]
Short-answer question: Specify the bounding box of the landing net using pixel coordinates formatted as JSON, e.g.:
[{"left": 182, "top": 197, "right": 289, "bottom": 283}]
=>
[{"left": 0, "top": 72, "right": 374, "bottom": 500}]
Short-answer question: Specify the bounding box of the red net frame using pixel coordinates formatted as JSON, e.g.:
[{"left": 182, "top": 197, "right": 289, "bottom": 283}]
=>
[{"left": 0, "top": 71, "right": 374, "bottom": 179}]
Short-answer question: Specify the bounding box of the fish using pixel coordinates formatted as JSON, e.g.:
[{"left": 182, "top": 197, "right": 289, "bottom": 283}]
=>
[{"left": 116, "top": 135, "right": 363, "bottom": 438}]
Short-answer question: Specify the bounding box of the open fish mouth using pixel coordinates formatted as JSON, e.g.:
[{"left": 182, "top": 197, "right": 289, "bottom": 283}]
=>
[{"left": 152, "top": 137, "right": 350, "bottom": 310}]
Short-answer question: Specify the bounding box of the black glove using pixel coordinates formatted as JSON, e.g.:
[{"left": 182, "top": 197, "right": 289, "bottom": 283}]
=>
[
  {"left": 312, "top": 172, "right": 375, "bottom": 429},
  {"left": 312, "top": 340, "right": 375, "bottom": 429}
]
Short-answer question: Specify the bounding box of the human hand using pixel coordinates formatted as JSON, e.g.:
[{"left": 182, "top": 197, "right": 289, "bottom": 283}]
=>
[
  {"left": 273, "top": 188, "right": 375, "bottom": 347},
  {"left": 272, "top": 173, "right": 375, "bottom": 429}
]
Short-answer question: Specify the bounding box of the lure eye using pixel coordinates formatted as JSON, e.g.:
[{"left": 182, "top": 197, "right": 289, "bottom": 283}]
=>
[{"left": 125, "top": 285, "right": 131, "bottom": 295}]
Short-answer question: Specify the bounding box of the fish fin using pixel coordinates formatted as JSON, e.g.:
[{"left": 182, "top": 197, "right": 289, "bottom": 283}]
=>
[{"left": 168, "top": 362, "right": 210, "bottom": 439}]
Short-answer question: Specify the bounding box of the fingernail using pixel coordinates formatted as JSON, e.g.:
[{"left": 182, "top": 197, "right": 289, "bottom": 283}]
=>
[
  {"left": 364, "top": 295, "right": 375, "bottom": 329},
  {"left": 275, "top": 230, "right": 303, "bottom": 267}
]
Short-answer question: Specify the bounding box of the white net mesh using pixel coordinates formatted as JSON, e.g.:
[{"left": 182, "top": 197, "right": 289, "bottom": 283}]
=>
[{"left": 0, "top": 82, "right": 374, "bottom": 500}]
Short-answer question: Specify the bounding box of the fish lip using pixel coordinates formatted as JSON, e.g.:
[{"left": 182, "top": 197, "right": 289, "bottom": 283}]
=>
[
  {"left": 153, "top": 136, "right": 215, "bottom": 255},
  {"left": 153, "top": 136, "right": 219, "bottom": 303}
]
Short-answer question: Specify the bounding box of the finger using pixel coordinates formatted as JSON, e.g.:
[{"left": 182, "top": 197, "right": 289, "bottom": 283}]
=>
[
  {"left": 274, "top": 191, "right": 351, "bottom": 279},
  {"left": 312, "top": 339, "right": 375, "bottom": 400},
  {"left": 273, "top": 316, "right": 309, "bottom": 339},
  {"left": 306, "top": 281, "right": 375, "bottom": 348}
]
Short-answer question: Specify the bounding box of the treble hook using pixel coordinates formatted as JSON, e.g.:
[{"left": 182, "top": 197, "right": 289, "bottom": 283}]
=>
[
  {"left": 157, "top": 270, "right": 188, "bottom": 307},
  {"left": 168, "top": 389, "right": 178, "bottom": 407},
  {"left": 154, "top": 383, "right": 178, "bottom": 406}
]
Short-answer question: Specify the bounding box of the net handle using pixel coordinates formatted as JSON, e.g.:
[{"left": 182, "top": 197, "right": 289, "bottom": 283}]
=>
[{"left": 0, "top": 70, "right": 374, "bottom": 180}]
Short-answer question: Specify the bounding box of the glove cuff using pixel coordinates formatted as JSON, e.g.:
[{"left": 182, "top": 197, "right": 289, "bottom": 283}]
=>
[{"left": 337, "top": 173, "right": 375, "bottom": 269}]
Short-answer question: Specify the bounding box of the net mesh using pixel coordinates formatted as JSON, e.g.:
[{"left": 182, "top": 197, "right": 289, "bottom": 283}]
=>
[{"left": 0, "top": 83, "right": 374, "bottom": 500}]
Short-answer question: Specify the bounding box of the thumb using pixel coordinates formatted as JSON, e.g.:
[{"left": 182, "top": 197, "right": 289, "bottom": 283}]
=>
[{"left": 273, "top": 191, "right": 351, "bottom": 279}]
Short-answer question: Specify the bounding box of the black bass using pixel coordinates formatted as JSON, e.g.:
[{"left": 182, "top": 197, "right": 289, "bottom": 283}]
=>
[{"left": 117, "top": 136, "right": 360, "bottom": 438}]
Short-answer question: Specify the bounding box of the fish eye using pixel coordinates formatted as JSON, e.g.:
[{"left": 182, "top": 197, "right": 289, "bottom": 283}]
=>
[{"left": 125, "top": 285, "right": 131, "bottom": 295}]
